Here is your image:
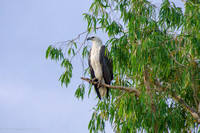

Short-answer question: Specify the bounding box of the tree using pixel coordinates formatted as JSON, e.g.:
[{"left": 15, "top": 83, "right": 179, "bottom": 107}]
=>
[{"left": 46, "top": 0, "right": 200, "bottom": 132}]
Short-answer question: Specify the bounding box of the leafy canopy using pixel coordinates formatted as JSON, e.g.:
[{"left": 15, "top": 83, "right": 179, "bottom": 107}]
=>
[{"left": 46, "top": 0, "right": 200, "bottom": 132}]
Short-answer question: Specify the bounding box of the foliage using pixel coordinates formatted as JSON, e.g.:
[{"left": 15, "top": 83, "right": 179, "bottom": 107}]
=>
[{"left": 46, "top": 0, "right": 200, "bottom": 132}]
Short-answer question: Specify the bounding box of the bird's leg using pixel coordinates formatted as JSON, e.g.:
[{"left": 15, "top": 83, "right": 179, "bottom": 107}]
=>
[{"left": 97, "top": 77, "right": 103, "bottom": 88}]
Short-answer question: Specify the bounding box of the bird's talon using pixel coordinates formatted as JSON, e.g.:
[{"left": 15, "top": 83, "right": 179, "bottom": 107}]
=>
[
  {"left": 97, "top": 78, "right": 102, "bottom": 88},
  {"left": 92, "top": 78, "right": 98, "bottom": 82}
]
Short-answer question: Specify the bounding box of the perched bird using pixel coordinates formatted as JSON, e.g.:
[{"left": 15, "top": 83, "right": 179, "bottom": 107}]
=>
[{"left": 87, "top": 36, "right": 113, "bottom": 100}]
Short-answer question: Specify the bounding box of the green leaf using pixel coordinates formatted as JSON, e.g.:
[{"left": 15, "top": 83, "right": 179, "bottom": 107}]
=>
[
  {"left": 46, "top": 46, "right": 64, "bottom": 61},
  {"left": 59, "top": 60, "right": 73, "bottom": 88},
  {"left": 46, "top": 45, "right": 52, "bottom": 59},
  {"left": 75, "top": 84, "right": 85, "bottom": 100}
]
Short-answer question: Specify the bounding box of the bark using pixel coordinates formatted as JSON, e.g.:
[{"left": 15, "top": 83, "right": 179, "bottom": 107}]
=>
[{"left": 81, "top": 77, "right": 140, "bottom": 97}]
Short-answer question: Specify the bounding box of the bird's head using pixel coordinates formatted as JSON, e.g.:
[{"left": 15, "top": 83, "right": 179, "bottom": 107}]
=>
[{"left": 87, "top": 36, "right": 102, "bottom": 45}]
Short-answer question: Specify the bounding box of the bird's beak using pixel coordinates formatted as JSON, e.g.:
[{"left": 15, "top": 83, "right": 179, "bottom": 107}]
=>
[{"left": 87, "top": 37, "right": 92, "bottom": 41}]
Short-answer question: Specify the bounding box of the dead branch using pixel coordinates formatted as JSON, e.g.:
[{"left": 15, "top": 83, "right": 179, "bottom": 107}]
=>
[{"left": 81, "top": 77, "right": 140, "bottom": 97}]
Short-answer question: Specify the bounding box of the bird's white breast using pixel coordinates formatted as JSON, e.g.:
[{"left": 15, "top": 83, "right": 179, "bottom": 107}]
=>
[
  {"left": 90, "top": 39, "right": 107, "bottom": 98},
  {"left": 90, "top": 45, "right": 102, "bottom": 79}
]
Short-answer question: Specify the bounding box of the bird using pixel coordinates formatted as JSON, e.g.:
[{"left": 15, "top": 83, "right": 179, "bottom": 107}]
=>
[{"left": 87, "top": 36, "right": 113, "bottom": 100}]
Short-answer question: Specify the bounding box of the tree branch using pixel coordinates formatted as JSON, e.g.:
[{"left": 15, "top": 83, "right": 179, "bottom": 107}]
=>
[
  {"left": 167, "top": 48, "right": 186, "bottom": 68},
  {"left": 143, "top": 68, "right": 158, "bottom": 133},
  {"left": 69, "top": 32, "right": 89, "bottom": 62},
  {"left": 172, "top": 94, "right": 200, "bottom": 124},
  {"left": 154, "top": 80, "right": 200, "bottom": 124},
  {"left": 69, "top": 27, "right": 102, "bottom": 62},
  {"left": 144, "top": 70, "right": 156, "bottom": 110},
  {"left": 81, "top": 77, "right": 140, "bottom": 97}
]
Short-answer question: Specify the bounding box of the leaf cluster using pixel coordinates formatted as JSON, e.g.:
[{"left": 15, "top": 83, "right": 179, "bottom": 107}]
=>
[
  {"left": 46, "top": 0, "right": 200, "bottom": 132},
  {"left": 82, "top": 0, "right": 200, "bottom": 132}
]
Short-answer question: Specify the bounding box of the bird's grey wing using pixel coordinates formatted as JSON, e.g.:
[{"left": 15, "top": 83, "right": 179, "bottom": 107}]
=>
[
  {"left": 88, "top": 49, "right": 101, "bottom": 100},
  {"left": 99, "top": 45, "right": 113, "bottom": 98},
  {"left": 88, "top": 49, "right": 95, "bottom": 79}
]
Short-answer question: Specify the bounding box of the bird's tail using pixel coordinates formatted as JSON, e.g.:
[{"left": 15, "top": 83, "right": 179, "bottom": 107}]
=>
[{"left": 99, "top": 86, "right": 107, "bottom": 98}]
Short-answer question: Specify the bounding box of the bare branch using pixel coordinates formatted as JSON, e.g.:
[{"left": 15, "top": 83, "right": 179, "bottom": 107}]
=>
[
  {"left": 69, "top": 27, "right": 102, "bottom": 62},
  {"left": 70, "top": 30, "right": 88, "bottom": 43},
  {"left": 69, "top": 31, "right": 89, "bottom": 62},
  {"left": 81, "top": 77, "right": 140, "bottom": 97}
]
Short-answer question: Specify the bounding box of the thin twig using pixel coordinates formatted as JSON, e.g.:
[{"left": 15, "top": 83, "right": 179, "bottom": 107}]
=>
[
  {"left": 81, "top": 77, "right": 140, "bottom": 97},
  {"left": 69, "top": 27, "right": 102, "bottom": 62},
  {"left": 70, "top": 30, "right": 89, "bottom": 43},
  {"left": 167, "top": 48, "right": 186, "bottom": 68},
  {"left": 70, "top": 32, "right": 89, "bottom": 62}
]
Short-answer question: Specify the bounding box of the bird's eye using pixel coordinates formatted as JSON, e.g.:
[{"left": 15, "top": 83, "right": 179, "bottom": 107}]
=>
[{"left": 92, "top": 36, "right": 94, "bottom": 38}]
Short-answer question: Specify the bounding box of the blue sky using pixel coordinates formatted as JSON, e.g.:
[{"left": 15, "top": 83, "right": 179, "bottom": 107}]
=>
[
  {"left": 0, "top": 0, "right": 184, "bottom": 133},
  {"left": 0, "top": 0, "right": 103, "bottom": 133}
]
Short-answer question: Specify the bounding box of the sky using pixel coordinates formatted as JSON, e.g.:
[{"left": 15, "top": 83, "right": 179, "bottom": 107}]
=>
[{"left": 0, "top": 0, "right": 184, "bottom": 133}]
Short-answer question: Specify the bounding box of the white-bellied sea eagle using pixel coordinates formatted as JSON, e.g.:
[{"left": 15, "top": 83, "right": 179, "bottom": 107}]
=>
[{"left": 87, "top": 36, "right": 113, "bottom": 100}]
